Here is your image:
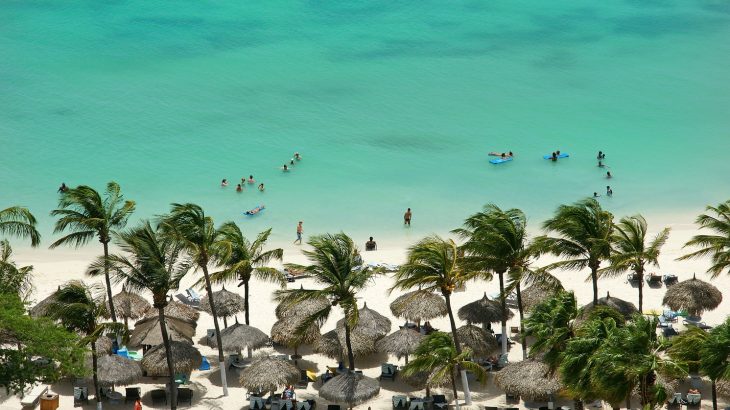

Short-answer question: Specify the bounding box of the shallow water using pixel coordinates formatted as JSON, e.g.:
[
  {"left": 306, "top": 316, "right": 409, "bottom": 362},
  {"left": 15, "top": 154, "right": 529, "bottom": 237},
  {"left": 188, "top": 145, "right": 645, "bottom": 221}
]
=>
[{"left": 2, "top": 0, "right": 730, "bottom": 250}]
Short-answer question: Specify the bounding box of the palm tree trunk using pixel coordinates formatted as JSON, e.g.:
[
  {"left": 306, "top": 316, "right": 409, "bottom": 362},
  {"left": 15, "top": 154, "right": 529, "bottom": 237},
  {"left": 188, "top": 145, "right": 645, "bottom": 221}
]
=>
[
  {"left": 103, "top": 241, "right": 117, "bottom": 323},
  {"left": 223, "top": 316, "right": 228, "bottom": 329},
  {"left": 158, "top": 307, "right": 177, "bottom": 410},
  {"left": 201, "top": 264, "right": 228, "bottom": 396},
  {"left": 591, "top": 266, "right": 599, "bottom": 305},
  {"left": 712, "top": 380, "right": 718, "bottom": 410},
  {"left": 444, "top": 292, "right": 472, "bottom": 405},
  {"left": 515, "top": 283, "right": 527, "bottom": 359},
  {"left": 498, "top": 271, "right": 508, "bottom": 355},
  {"left": 450, "top": 369, "right": 459, "bottom": 407},
  {"left": 637, "top": 268, "right": 644, "bottom": 312},
  {"left": 90, "top": 339, "right": 100, "bottom": 402},
  {"left": 244, "top": 281, "right": 250, "bottom": 325},
  {"left": 344, "top": 322, "right": 356, "bottom": 371}
]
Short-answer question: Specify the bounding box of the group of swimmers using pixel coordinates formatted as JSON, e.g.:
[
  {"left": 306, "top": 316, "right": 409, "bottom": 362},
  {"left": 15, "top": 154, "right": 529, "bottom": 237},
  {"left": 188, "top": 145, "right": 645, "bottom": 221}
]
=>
[
  {"left": 282, "top": 152, "right": 302, "bottom": 172},
  {"left": 593, "top": 151, "right": 614, "bottom": 198},
  {"left": 222, "top": 176, "right": 265, "bottom": 192},
  {"left": 549, "top": 150, "right": 563, "bottom": 161}
]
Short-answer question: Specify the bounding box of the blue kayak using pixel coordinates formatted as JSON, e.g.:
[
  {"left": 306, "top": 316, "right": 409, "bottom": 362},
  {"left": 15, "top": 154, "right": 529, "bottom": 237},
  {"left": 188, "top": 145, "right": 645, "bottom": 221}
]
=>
[
  {"left": 490, "top": 157, "right": 513, "bottom": 164},
  {"left": 543, "top": 153, "right": 569, "bottom": 159}
]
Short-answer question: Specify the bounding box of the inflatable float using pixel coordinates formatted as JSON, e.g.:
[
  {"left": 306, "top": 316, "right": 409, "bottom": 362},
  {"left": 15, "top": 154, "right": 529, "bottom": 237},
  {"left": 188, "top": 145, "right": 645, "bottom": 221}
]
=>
[
  {"left": 543, "top": 153, "right": 570, "bottom": 159},
  {"left": 490, "top": 157, "right": 513, "bottom": 164}
]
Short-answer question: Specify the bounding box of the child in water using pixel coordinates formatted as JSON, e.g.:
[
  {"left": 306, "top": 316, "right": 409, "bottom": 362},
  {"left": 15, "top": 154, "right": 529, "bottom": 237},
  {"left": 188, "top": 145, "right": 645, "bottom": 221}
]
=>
[
  {"left": 236, "top": 184, "right": 242, "bottom": 192},
  {"left": 221, "top": 179, "right": 228, "bottom": 187},
  {"left": 258, "top": 183, "right": 265, "bottom": 191}
]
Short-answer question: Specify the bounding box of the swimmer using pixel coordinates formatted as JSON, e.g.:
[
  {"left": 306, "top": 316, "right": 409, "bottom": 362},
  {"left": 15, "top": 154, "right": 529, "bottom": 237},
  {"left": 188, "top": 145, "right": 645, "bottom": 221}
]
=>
[
  {"left": 248, "top": 175, "right": 255, "bottom": 184},
  {"left": 501, "top": 152, "right": 506, "bottom": 159},
  {"left": 221, "top": 179, "right": 228, "bottom": 187},
  {"left": 258, "top": 183, "right": 265, "bottom": 191},
  {"left": 598, "top": 160, "right": 605, "bottom": 168},
  {"left": 294, "top": 152, "right": 301, "bottom": 160},
  {"left": 236, "top": 184, "right": 242, "bottom": 192},
  {"left": 404, "top": 208, "right": 412, "bottom": 226},
  {"left": 607, "top": 186, "right": 613, "bottom": 196},
  {"left": 551, "top": 152, "right": 557, "bottom": 161},
  {"left": 606, "top": 171, "right": 612, "bottom": 178},
  {"left": 597, "top": 151, "right": 603, "bottom": 160},
  {"left": 283, "top": 164, "right": 289, "bottom": 171},
  {"left": 57, "top": 182, "right": 68, "bottom": 193},
  {"left": 508, "top": 151, "right": 513, "bottom": 157},
  {"left": 290, "top": 159, "right": 294, "bottom": 165},
  {"left": 593, "top": 192, "right": 600, "bottom": 198},
  {"left": 241, "top": 177, "right": 246, "bottom": 185}
]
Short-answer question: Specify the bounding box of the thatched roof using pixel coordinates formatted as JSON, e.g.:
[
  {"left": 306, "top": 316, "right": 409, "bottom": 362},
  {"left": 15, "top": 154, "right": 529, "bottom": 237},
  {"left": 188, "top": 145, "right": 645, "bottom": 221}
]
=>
[
  {"left": 129, "top": 315, "right": 196, "bottom": 347},
  {"left": 662, "top": 275, "right": 722, "bottom": 316},
  {"left": 376, "top": 328, "right": 424, "bottom": 358},
  {"left": 270, "top": 318, "right": 320, "bottom": 347},
  {"left": 95, "top": 335, "right": 113, "bottom": 355},
  {"left": 209, "top": 320, "right": 269, "bottom": 352},
  {"left": 717, "top": 379, "right": 730, "bottom": 397},
  {"left": 275, "top": 296, "right": 330, "bottom": 320},
  {"left": 521, "top": 283, "right": 560, "bottom": 313},
  {"left": 141, "top": 341, "right": 202, "bottom": 377},
  {"left": 455, "top": 324, "right": 499, "bottom": 359},
  {"left": 318, "top": 371, "right": 380, "bottom": 406},
  {"left": 577, "top": 291, "right": 638, "bottom": 325},
  {"left": 458, "top": 293, "right": 514, "bottom": 324},
  {"left": 107, "top": 287, "right": 151, "bottom": 321},
  {"left": 29, "top": 287, "right": 59, "bottom": 317},
  {"left": 494, "top": 359, "right": 562, "bottom": 401},
  {"left": 336, "top": 303, "right": 391, "bottom": 339},
  {"left": 200, "top": 286, "right": 245, "bottom": 318},
  {"left": 239, "top": 356, "right": 300, "bottom": 392},
  {"left": 390, "top": 290, "right": 447, "bottom": 322},
  {"left": 94, "top": 354, "right": 143, "bottom": 386},
  {"left": 630, "top": 374, "right": 677, "bottom": 399},
  {"left": 145, "top": 299, "right": 200, "bottom": 322},
  {"left": 314, "top": 329, "right": 377, "bottom": 359}
]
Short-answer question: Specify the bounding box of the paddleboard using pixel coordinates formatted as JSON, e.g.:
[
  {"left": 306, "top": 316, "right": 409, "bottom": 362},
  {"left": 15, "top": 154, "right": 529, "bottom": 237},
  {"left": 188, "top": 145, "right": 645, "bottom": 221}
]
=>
[
  {"left": 543, "top": 153, "right": 569, "bottom": 159},
  {"left": 490, "top": 157, "right": 513, "bottom": 164}
]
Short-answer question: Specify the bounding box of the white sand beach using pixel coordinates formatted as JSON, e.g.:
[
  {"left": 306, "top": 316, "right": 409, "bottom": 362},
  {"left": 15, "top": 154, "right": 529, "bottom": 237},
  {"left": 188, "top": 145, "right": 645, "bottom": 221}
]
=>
[{"left": 2, "top": 214, "right": 729, "bottom": 410}]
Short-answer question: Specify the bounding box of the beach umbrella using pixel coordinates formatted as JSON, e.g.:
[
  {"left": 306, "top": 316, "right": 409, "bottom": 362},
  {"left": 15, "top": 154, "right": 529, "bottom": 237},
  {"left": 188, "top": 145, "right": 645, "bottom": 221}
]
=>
[
  {"left": 389, "top": 290, "right": 447, "bottom": 323},
  {"left": 579, "top": 291, "right": 638, "bottom": 320},
  {"left": 662, "top": 274, "right": 722, "bottom": 317},
  {"left": 238, "top": 356, "right": 300, "bottom": 394},
  {"left": 717, "top": 379, "right": 730, "bottom": 398},
  {"left": 275, "top": 291, "right": 329, "bottom": 320},
  {"left": 521, "top": 283, "right": 560, "bottom": 314},
  {"left": 270, "top": 317, "right": 320, "bottom": 360},
  {"left": 314, "top": 329, "right": 377, "bottom": 360},
  {"left": 95, "top": 335, "right": 113, "bottom": 355},
  {"left": 107, "top": 286, "right": 151, "bottom": 328},
  {"left": 458, "top": 293, "right": 514, "bottom": 325},
  {"left": 375, "top": 328, "right": 424, "bottom": 364},
  {"left": 29, "top": 287, "right": 59, "bottom": 317},
  {"left": 208, "top": 319, "right": 269, "bottom": 356},
  {"left": 94, "top": 354, "right": 143, "bottom": 386},
  {"left": 455, "top": 324, "right": 499, "bottom": 359},
  {"left": 319, "top": 371, "right": 380, "bottom": 409},
  {"left": 630, "top": 374, "right": 677, "bottom": 400},
  {"left": 145, "top": 297, "right": 200, "bottom": 322},
  {"left": 494, "top": 359, "right": 562, "bottom": 402},
  {"left": 129, "top": 315, "right": 196, "bottom": 347},
  {"left": 141, "top": 341, "right": 202, "bottom": 377},
  {"left": 200, "top": 286, "right": 245, "bottom": 328},
  {"left": 336, "top": 302, "right": 391, "bottom": 340}
]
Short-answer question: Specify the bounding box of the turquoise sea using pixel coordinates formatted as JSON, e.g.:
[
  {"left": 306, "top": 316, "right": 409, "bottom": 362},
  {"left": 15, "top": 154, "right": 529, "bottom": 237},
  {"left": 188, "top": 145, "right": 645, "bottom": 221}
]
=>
[{"left": 3, "top": 0, "right": 730, "bottom": 251}]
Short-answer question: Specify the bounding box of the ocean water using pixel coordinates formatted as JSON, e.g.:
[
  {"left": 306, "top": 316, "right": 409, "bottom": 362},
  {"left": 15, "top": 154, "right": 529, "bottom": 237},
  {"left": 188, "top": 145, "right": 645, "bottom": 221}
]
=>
[{"left": 2, "top": 0, "right": 730, "bottom": 251}]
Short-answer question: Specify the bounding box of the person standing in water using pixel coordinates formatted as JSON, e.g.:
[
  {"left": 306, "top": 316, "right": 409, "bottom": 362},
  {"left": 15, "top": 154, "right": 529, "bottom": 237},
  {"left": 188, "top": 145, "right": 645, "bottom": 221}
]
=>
[
  {"left": 404, "top": 208, "right": 412, "bottom": 226},
  {"left": 57, "top": 182, "right": 68, "bottom": 193},
  {"left": 294, "top": 221, "right": 303, "bottom": 245},
  {"left": 258, "top": 183, "right": 265, "bottom": 191},
  {"left": 248, "top": 175, "right": 255, "bottom": 184},
  {"left": 606, "top": 171, "right": 612, "bottom": 178},
  {"left": 221, "top": 179, "right": 228, "bottom": 187},
  {"left": 607, "top": 186, "right": 613, "bottom": 196},
  {"left": 236, "top": 184, "right": 242, "bottom": 192}
]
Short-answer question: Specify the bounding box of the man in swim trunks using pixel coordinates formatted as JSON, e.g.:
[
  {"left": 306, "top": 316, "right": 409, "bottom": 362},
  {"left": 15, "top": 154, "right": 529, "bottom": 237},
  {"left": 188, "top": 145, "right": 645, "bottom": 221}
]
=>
[
  {"left": 404, "top": 208, "right": 412, "bottom": 226},
  {"left": 365, "top": 237, "right": 377, "bottom": 251},
  {"left": 294, "top": 221, "right": 303, "bottom": 244},
  {"left": 258, "top": 183, "right": 265, "bottom": 191}
]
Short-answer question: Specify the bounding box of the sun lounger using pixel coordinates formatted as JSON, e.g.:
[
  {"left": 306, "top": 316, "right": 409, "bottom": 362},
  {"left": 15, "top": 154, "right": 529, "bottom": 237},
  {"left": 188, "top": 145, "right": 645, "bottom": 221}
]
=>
[
  {"left": 627, "top": 272, "right": 640, "bottom": 282},
  {"left": 199, "top": 356, "right": 210, "bottom": 371},
  {"left": 484, "top": 407, "right": 499, "bottom": 410},
  {"left": 297, "top": 369, "right": 310, "bottom": 388},
  {"left": 646, "top": 274, "right": 662, "bottom": 285},
  {"left": 73, "top": 386, "right": 89, "bottom": 406},
  {"left": 669, "top": 392, "right": 686, "bottom": 405},
  {"left": 125, "top": 387, "right": 141, "bottom": 403},
  {"left": 663, "top": 274, "right": 678, "bottom": 286},
  {"left": 151, "top": 389, "right": 167, "bottom": 406},
  {"left": 327, "top": 405, "right": 342, "bottom": 410},
  {"left": 176, "top": 388, "right": 193, "bottom": 406},
  {"left": 663, "top": 325, "right": 679, "bottom": 337},
  {"left": 408, "top": 399, "right": 425, "bottom": 410},
  {"left": 20, "top": 384, "right": 47, "bottom": 407},
  {"left": 229, "top": 354, "right": 247, "bottom": 370},
  {"left": 432, "top": 394, "right": 447, "bottom": 409},
  {"left": 296, "top": 400, "right": 316, "bottom": 410},
  {"left": 186, "top": 288, "right": 201, "bottom": 305},
  {"left": 249, "top": 396, "right": 265, "bottom": 410},
  {"left": 392, "top": 395, "right": 407, "bottom": 409},
  {"left": 497, "top": 353, "right": 509, "bottom": 368},
  {"left": 380, "top": 363, "right": 397, "bottom": 381},
  {"left": 687, "top": 393, "right": 701, "bottom": 405}
]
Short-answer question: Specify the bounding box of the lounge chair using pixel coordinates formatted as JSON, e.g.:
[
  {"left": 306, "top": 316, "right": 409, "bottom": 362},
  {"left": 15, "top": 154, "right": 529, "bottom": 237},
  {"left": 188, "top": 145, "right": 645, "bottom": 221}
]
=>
[
  {"left": 186, "top": 288, "right": 201, "bottom": 305},
  {"left": 408, "top": 399, "right": 425, "bottom": 410},
  {"left": 484, "top": 407, "right": 499, "bottom": 410},
  {"left": 199, "top": 356, "right": 211, "bottom": 371},
  {"left": 327, "top": 405, "right": 342, "bottom": 410},
  {"left": 663, "top": 274, "right": 678, "bottom": 286},
  {"left": 229, "top": 354, "right": 246, "bottom": 370},
  {"left": 177, "top": 388, "right": 193, "bottom": 406},
  {"left": 505, "top": 408, "right": 520, "bottom": 410},
  {"left": 206, "top": 329, "right": 216, "bottom": 345},
  {"left": 497, "top": 353, "right": 509, "bottom": 368},
  {"left": 249, "top": 396, "right": 265, "bottom": 410},
  {"left": 73, "top": 386, "right": 89, "bottom": 406},
  {"left": 380, "top": 363, "right": 397, "bottom": 381},
  {"left": 432, "top": 394, "right": 447, "bottom": 409},
  {"left": 21, "top": 384, "right": 48, "bottom": 408},
  {"left": 151, "top": 389, "right": 167, "bottom": 406},
  {"left": 669, "top": 392, "right": 686, "bottom": 405},
  {"left": 646, "top": 274, "right": 662, "bottom": 285},
  {"left": 297, "top": 369, "right": 310, "bottom": 389},
  {"left": 686, "top": 393, "right": 701, "bottom": 405},
  {"left": 627, "top": 272, "right": 640, "bottom": 282},
  {"left": 296, "top": 400, "right": 316, "bottom": 410},
  {"left": 392, "top": 395, "right": 407, "bottom": 409},
  {"left": 663, "top": 326, "right": 679, "bottom": 337},
  {"left": 278, "top": 399, "right": 294, "bottom": 410},
  {"left": 124, "top": 387, "right": 141, "bottom": 403}
]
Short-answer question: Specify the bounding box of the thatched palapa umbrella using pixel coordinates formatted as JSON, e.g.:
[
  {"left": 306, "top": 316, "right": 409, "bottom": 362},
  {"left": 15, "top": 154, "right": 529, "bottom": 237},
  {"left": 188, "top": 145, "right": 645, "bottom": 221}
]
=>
[
  {"left": 271, "top": 318, "right": 320, "bottom": 360},
  {"left": 145, "top": 297, "right": 200, "bottom": 322},
  {"left": 576, "top": 291, "right": 638, "bottom": 327},
  {"left": 717, "top": 379, "right": 730, "bottom": 398},
  {"left": 336, "top": 303, "right": 391, "bottom": 339},
  {"left": 239, "top": 356, "right": 300, "bottom": 395},
  {"left": 209, "top": 319, "right": 269, "bottom": 358},
  {"left": 108, "top": 286, "right": 151, "bottom": 328},
  {"left": 458, "top": 293, "right": 514, "bottom": 327},
  {"left": 319, "top": 371, "right": 380, "bottom": 409},
  {"left": 314, "top": 329, "right": 377, "bottom": 360},
  {"left": 275, "top": 293, "right": 329, "bottom": 320},
  {"left": 94, "top": 354, "right": 143, "bottom": 386},
  {"left": 141, "top": 341, "right": 202, "bottom": 377},
  {"left": 95, "top": 335, "right": 113, "bottom": 355},
  {"left": 521, "top": 283, "right": 560, "bottom": 313},
  {"left": 662, "top": 274, "right": 722, "bottom": 317},
  {"left": 200, "top": 286, "right": 245, "bottom": 328},
  {"left": 29, "top": 287, "right": 59, "bottom": 317},
  {"left": 455, "top": 324, "right": 499, "bottom": 359},
  {"left": 376, "top": 328, "right": 424, "bottom": 364},
  {"left": 129, "top": 315, "right": 196, "bottom": 347},
  {"left": 390, "top": 290, "right": 447, "bottom": 323},
  {"left": 494, "top": 359, "right": 562, "bottom": 401}
]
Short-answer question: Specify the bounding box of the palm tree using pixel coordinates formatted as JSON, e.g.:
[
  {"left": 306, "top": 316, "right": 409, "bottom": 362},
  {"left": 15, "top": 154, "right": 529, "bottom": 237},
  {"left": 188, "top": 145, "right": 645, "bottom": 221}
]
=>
[
  {"left": 391, "top": 235, "right": 477, "bottom": 405},
  {"left": 455, "top": 204, "right": 559, "bottom": 358},
  {"left": 0, "top": 206, "right": 41, "bottom": 246},
  {"left": 700, "top": 318, "right": 730, "bottom": 410},
  {"left": 50, "top": 182, "right": 136, "bottom": 323},
  {"left": 401, "top": 332, "right": 486, "bottom": 407},
  {"left": 92, "top": 221, "right": 191, "bottom": 410},
  {"left": 537, "top": 198, "right": 613, "bottom": 305},
  {"left": 208, "top": 224, "right": 284, "bottom": 325},
  {"left": 47, "top": 281, "right": 119, "bottom": 402},
  {"left": 600, "top": 215, "right": 670, "bottom": 311},
  {"left": 524, "top": 291, "right": 579, "bottom": 370},
  {"left": 0, "top": 240, "right": 34, "bottom": 301},
  {"left": 678, "top": 200, "right": 730, "bottom": 277},
  {"left": 274, "top": 233, "right": 376, "bottom": 371}
]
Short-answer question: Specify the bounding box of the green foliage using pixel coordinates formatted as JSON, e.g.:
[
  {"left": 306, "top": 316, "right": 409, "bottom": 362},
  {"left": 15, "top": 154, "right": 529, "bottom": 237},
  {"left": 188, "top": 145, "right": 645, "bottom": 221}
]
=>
[
  {"left": 679, "top": 199, "right": 730, "bottom": 278},
  {"left": 583, "top": 305, "right": 626, "bottom": 327},
  {"left": 0, "top": 206, "right": 41, "bottom": 247},
  {"left": 0, "top": 240, "right": 34, "bottom": 301},
  {"left": 701, "top": 317, "right": 730, "bottom": 382},
  {"left": 524, "top": 291, "right": 578, "bottom": 369},
  {"left": 667, "top": 327, "right": 708, "bottom": 374},
  {"left": 0, "top": 293, "right": 85, "bottom": 395}
]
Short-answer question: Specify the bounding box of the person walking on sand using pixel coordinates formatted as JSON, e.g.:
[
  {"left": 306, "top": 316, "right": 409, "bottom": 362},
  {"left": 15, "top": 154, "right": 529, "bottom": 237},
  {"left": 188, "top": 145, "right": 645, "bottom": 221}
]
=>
[
  {"left": 134, "top": 398, "right": 142, "bottom": 410},
  {"left": 404, "top": 208, "right": 412, "bottom": 226},
  {"left": 294, "top": 221, "right": 303, "bottom": 244}
]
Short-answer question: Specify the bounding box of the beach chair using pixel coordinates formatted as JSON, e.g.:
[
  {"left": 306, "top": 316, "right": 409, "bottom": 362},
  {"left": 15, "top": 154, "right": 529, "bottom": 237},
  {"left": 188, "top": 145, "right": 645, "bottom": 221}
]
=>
[
  {"left": 432, "top": 394, "right": 447, "bottom": 409},
  {"left": 199, "top": 356, "right": 211, "bottom": 371},
  {"left": 669, "top": 392, "right": 686, "bottom": 405},
  {"left": 392, "top": 395, "right": 407, "bottom": 409},
  {"left": 484, "top": 407, "right": 499, "bottom": 410},
  {"left": 686, "top": 393, "right": 701, "bottom": 405},
  {"left": 297, "top": 369, "right": 310, "bottom": 388},
  {"left": 186, "top": 288, "right": 200, "bottom": 305},
  {"left": 206, "top": 329, "right": 216, "bottom": 345},
  {"left": 646, "top": 274, "right": 663, "bottom": 286},
  {"left": 663, "top": 326, "right": 679, "bottom": 337},
  {"left": 73, "top": 386, "right": 89, "bottom": 406},
  {"left": 327, "top": 406, "right": 341, "bottom": 410},
  {"left": 497, "top": 353, "right": 509, "bottom": 368},
  {"left": 380, "top": 363, "right": 397, "bottom": 381},
  {"left": 663, "top": 274, "right": 678, "bottom": 286},
  {"left": 627, "top": 272, "right": 640, "bottom": 283},
  {"left": 408, "top": 399, "right": 425, "bottom": 410},
  {"left": 176, "top": 388, "right": 193, "bottom": 406},
  {"left": 249, "top": 396, "right": 265, "bottom": 410},
  {"left": 151, "top": 389, "right": 167, "bottom": 406},
  {"left": 124, "top": 387, "right": 141, "bottom": 403},
  {"left": 505, "top": 408, "right": 520, "bottom": 410},
  {"left": 296, "top": 400, "right": 316, "bottom": 410},
  {"left": 21, "top": 384, "right": 47, "bottom": 408}
]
